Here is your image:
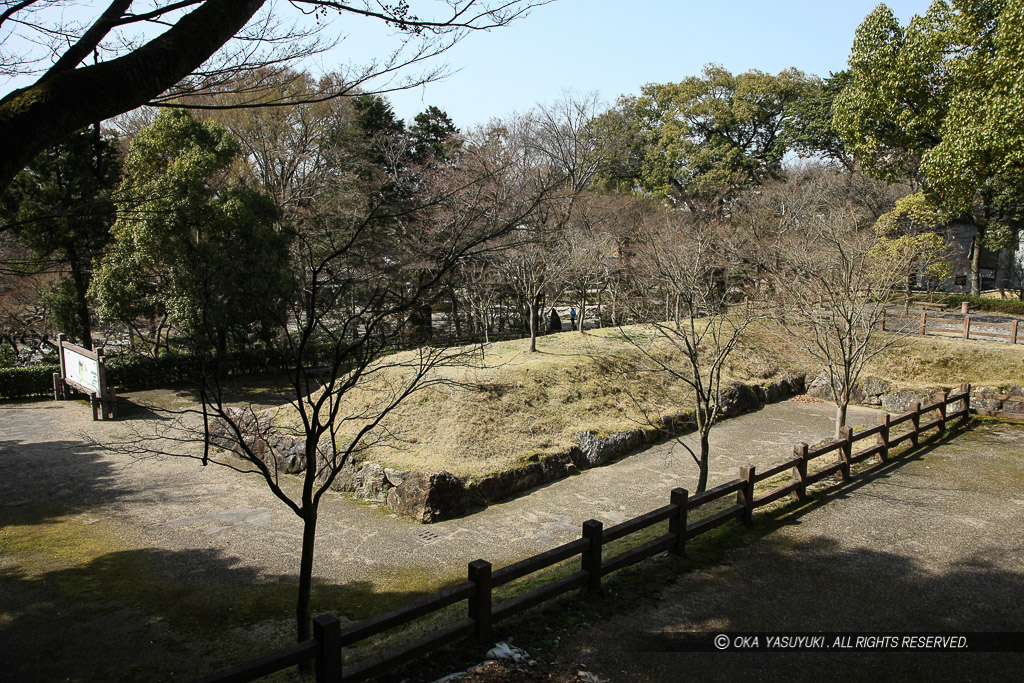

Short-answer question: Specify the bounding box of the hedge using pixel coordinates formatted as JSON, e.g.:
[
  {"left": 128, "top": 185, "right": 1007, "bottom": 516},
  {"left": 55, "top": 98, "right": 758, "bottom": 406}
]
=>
[
  {"left": 927, "top": 294, "right": 1024, "bottom": 317},
  {"left": 0, "top": 365, "right": 60, "bottom": 400}
]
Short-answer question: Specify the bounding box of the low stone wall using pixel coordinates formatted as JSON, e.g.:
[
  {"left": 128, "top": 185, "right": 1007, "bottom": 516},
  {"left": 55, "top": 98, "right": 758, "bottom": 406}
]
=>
[
  {"left": 807, "top": 372, "right": 1024, "bottom": 416},
  {"left": 209, "top": 373, "right": 806, "bottom": 523}
]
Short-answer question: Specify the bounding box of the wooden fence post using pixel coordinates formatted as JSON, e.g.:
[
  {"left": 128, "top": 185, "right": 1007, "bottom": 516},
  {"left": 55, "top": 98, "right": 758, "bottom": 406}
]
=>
[
  {"left": 792, "top": 443, "right": 808, "bottom": 500},
  {"left": 909, "top": 401, "right": 921, "bottom": 446},
  {"left": 468, "top": 559, "right": 492, "bottom": 644},
  {"left": 961, "top": 382, "right": 971, "bottom": 421},
  {"left": 56, "top": 333, "right": 67, "bottom": 389},
  {"left": 919, "top": 311, "right": 927, "bottom": 336},
  {"left": 1012, "top": 319, "right": 1019, "bottom": 345},
  {"left": 936, "top": 392, "right": 947, "bottom": 432},
  {"left": 963, "top": 315, "right": 971, "bottom": 340},
  {"left": 738, "top": 466, "right": 756, "bottom": 524},
  {"left": 876, "top": 413, "right": 890, "bottom": 461},
  {"left": 582, "top": 520, "right": 603, "bottom": 592},
  {"left": 839, "top": 426, "right": 853, "bottom": 480},
  {"left": 313, "top": 613, "right": 342, "bottom": 683},
  {"left": 669, "top": 488, "right": 688, "bottom": 555}
]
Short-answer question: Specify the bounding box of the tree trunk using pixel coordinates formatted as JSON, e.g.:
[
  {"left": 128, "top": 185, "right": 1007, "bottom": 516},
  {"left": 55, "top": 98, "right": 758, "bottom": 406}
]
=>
[
  {"left": 68, "top": 255, "right": 94, "bottom": 351},
  {"left": 578, "top": 292, "right": 586, "bottom": 334},
  {"left": 970, "top": 230, "right": 982, "bottom": 295},
  {"left": 835, "top": 401, "right": 848, "bottom": 440},
  {"left": 296, "top": 506, "right": 318, "bottom": 662},
  {"left": 528, "top": 299, "right": 537, "bottom": 352},
  {"left": 0, "top": 0, "right": 268, "bottom": 194},
  {"left": 696, "top": 431, "right": 710, "bottom": 493}
]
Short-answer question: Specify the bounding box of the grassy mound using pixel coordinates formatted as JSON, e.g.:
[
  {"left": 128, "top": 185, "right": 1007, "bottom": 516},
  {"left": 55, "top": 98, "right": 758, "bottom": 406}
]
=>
[
  {"left": 271, "top": 322, "right": 1024, "bottom": 479},
  {"left": 273, "top": 326, "right": 792, "bottom": 478}
]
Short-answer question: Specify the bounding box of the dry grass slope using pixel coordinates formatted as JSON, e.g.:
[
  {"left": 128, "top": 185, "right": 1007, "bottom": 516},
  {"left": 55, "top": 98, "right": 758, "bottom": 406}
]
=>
[{"left": 271, "top": 321, "right": 1024, "bottom": 479}]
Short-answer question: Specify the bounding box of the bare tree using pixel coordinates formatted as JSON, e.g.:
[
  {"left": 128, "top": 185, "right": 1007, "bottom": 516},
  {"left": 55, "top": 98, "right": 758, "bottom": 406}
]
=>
[
  {"left": 556, "top": 192, "right": 620, "bottom": 333},
  {"left": 105, "top": 126, "right": 563, "bottom": 650},
  {"left": 764, "top": 168, "right": 907, "bottom": 438},
  {"left": 499, "top": 227, "right": 558, "bottom": 351},
  {"left": 0, "top": 0, "right": 552, "bottom": 195},
  {"left": 622, "top": 212, "right": 765, "bottom": 493}
]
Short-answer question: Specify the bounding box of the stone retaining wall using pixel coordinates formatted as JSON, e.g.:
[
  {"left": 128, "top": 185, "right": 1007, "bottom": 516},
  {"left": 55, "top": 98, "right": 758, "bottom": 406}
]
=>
[
  {"left": 807, "top": 371, "right": 1024, "bottom": 416},
  {"left": 210, "top": 373, "right": 806, "bottom": 523}
]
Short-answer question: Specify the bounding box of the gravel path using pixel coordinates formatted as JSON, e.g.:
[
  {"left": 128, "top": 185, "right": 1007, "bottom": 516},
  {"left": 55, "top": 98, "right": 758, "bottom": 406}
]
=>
[
  {"left": 0, "top": 395, "right": 881, "bottom": 589},
  {"left": 550, "top": 420, "right": 1024, "bottom": 682}
]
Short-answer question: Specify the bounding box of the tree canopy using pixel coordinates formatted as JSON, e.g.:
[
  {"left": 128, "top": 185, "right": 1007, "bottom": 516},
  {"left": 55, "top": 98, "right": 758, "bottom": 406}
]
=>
[
  {"left": 602, "top": 65, "right": 816, "bottom": 212},
  {"left": 90, "top": 109, "right": 288, "bottom": 356},
  {"left": 835, "top": 0, "right": 1024, "bottom": 292},
  {"left": 0, "top": 127, "right": 120, "bottom": 349}
]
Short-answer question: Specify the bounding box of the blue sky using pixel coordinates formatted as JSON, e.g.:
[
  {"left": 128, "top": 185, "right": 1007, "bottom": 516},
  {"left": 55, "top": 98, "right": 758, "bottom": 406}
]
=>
[
  {"left": 330, "top": 0, "right": 935, "bottom": 130},
  {"left": 1, "top": 1, "right": 935, "bottom": 131}
]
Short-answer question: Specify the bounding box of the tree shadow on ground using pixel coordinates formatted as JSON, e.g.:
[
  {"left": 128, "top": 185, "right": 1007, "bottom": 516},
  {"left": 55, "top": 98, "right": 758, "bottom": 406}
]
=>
[
  {"left": 0, "top": 438, "right": 132, "bottom": 528},
  {"left": 538, "top": 427, "right": 1024, "bottom": 682},
  {"left": 0, "top": 544, "right": 435, "bottom": 682}
]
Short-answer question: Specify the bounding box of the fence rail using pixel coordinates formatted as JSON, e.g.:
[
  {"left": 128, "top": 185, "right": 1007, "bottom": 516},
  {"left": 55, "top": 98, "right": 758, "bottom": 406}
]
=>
[
  {"left": 196, "top": 384, "right": 974, "bottom": 683},
  {"left": 883, "top": 310, "right": 1022, "bottom": 345}
]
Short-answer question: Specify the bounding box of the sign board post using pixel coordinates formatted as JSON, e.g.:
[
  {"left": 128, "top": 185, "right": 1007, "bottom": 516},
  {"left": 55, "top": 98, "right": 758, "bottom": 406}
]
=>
[{"left": 55, "top": 333, "right": 117, "bottom": 420}]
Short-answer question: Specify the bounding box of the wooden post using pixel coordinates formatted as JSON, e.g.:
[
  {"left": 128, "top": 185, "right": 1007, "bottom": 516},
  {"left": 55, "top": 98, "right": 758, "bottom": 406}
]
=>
[
  {"left": 839, "top": 426, "right": 853, "bottom": 480},
  {"left": 919, "top": 311, "right": 927, "bottom": 336},
  {"left": 468, "top": 559, "right": 492, "bottom": 643},
  {"left": 876, "top": 413, "right": 890, "bottom": 461},
  {"left": 582, "top": 520, "right": 603, "bottom": 592},
  {"left": 738, "top": 466, "right": 756, "bottom": 524},
  {"left": 1012, "top": 319, "right": 1019, "bottom": 345},
  {"left": 961, "top": 382, "right": 971, "bottom": 421},
  {"left": 963, "top": 315, "right": 971, "bottom": 340},
  {"left": 56, "top": 333, "right": 67, "bottom": 386},
  {"left": 90, "top": 394, "right": 99, "bottom": 421},
  {"left": 96, "top": 348, "right": 109, "bottom": 420},
  {"left": 669, "top": 488, "right": 688, "bottom": 555},
  {"left": 936, "top": 391, "right": 947, "bottom": 432},
  {"left": 313, "top": 613, "right": 342, "bottom": 683},
  {"left": 792, "top": 443, "right": 808, "bottom": 500},
  {"left": 52, "top": 372, "right": 63, "bottom": 401},
  {"left": 909, "top": 401, "right": 921, "bottom": 446},
  {"left": 961, "top": 301, "right": 969, "bottom": 315}
]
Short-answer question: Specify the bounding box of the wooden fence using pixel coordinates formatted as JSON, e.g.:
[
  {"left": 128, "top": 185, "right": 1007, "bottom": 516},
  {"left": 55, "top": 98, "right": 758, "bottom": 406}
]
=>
[
  {"left": 195, "top": 385, "right": 973, "bottom": 683},
  {"left": 971, "top": 390, "right": 1024, "bottom": 420},
  {"left": 882, "top": 309, "right": 1021, "bottom": 345}
]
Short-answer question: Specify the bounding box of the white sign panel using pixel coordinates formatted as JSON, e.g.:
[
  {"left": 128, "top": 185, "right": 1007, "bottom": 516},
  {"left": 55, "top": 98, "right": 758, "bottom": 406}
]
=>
[{"left": 64, "top": 347, "right": 100, "bottom": 394}]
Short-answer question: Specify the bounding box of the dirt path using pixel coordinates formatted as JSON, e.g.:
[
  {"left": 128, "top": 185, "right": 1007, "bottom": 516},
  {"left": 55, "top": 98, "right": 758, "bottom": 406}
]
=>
[
  {"left": 542, "top": 420, "right": 1024, "bottom": 682},
  {"left": 2, "top": 395, "right": 1021, "bottom": 681},
  {"left": 1, "top": 394, "right": 881, "bottom": 588},
  {"left": 0, "top": 392, "right": 883, "bottom": 680}
]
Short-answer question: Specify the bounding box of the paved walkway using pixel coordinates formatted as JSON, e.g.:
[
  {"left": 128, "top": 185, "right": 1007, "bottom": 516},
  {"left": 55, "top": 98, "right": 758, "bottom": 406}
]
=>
[{"left": 0, "top": 396, "right": 880, "bottom": 590}]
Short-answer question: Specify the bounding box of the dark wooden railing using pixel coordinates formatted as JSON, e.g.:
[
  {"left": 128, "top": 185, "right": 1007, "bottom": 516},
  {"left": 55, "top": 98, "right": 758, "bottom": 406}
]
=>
[{"left": 196, "top": 384, "right": 973, "bottom": 683}]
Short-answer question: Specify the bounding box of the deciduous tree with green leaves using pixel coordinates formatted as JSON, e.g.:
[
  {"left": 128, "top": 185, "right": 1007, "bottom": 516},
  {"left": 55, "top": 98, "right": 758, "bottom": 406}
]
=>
[{"left": 871, "top": 192, "right": 952, "bottom": 309}]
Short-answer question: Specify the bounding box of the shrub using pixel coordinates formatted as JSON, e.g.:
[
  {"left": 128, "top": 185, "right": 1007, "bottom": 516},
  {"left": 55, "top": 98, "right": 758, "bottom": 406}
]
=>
[
  {"left": 928, "top": 294, "right": 1024, "bottom": 317},
  {"left": 0, "top": 365, "right": 60, "bottom": 400}
]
